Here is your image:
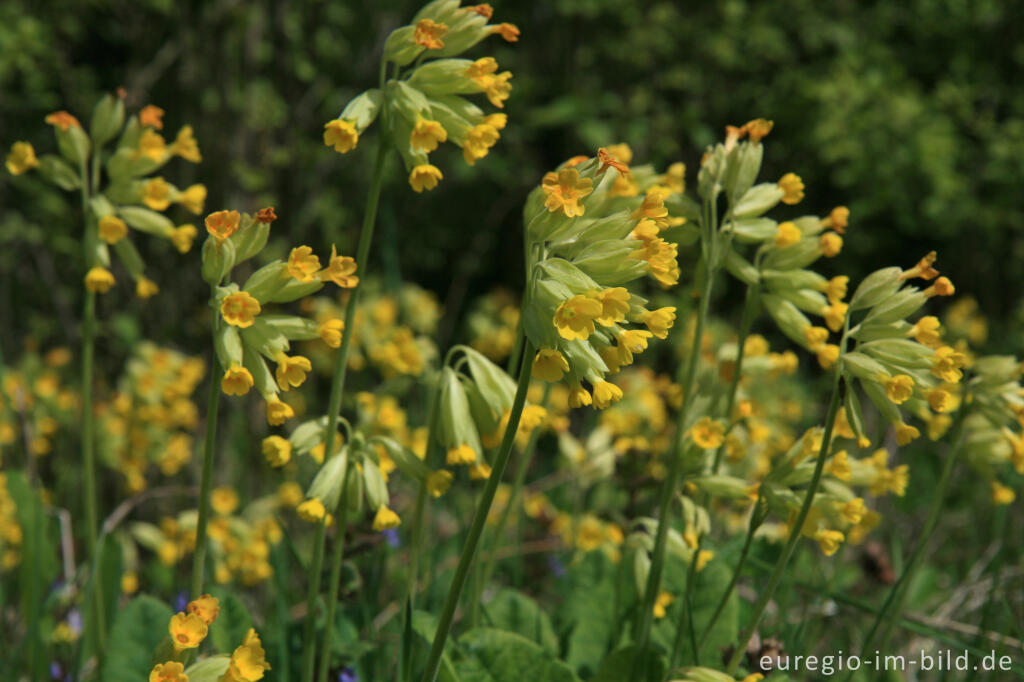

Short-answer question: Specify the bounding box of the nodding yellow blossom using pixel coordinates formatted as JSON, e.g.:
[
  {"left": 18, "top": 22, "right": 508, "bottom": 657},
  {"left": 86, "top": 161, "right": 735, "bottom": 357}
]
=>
[
  {"left": 819, "top": 232, "right": 843, "bottom": 257},
  {"left": 45, "top": 111, "right": 81, "bottom": 130},
  {"left": 817, "top": 344, "right": 840, "bottom": 369},
  {"left": 275, "top": 353, "right": 312, "bottom": 391},
  {"left": 927, "top": 388, "right": 953, "bottom": 413},
  {"left": 317, "top": 319, "right": 344, "bottom": 348},
  {"left": 659, "top": 161, "right": 686, "bottom": 194},
  {"left": 262, "top": 435, "right": 292, "bottom": 467},
  {"left": 205, "top": 209, "right": 241, "bottom": 242},
  {"left": 630, "top": 235, "right": 680, "bottom": 286},
  {"left": 553, "top": 294, "right": 603, "bottom": 340},
  {"left": 594, "top": 287, "right": 631, "bottom": 325},
  {"left": 592, "top": 381, "right": 623, "bottom": 409},
  {"left": 149, "top": 661, "right": 187, "bottom": 682},
  {"left": 909, "top": 316, "right": 942, "bottom": 347},
  {"left": 121, "top": 572, "right": 139, "bottom": 594},
  {"left": 616, "top": 329, "right": 652, "bottom": 366},
  {"left": 409, "top": 164, "right": 443, "bottom": 192},
  {"left": 98, "top": 215, "right": 128, "bottom": 244},
  {"left": 414, "top": 18, "right": 447, "bottom": 49},
  {"left": 542, "top": 168, "right": 593, "bottom": 218},
  {"left": 696, "top": 550, "right": 714, "bottom": 571},
  {"left": 520, "top": 404, "right": 547, "bottom": 431},
  {"left": 172, "top": 125, "right": 201, "bottom": 162},
  {"left": 142, "top": 177, "right": 172, "bottom": 211},
  {"left": 324, "top": 119, "right": 359, "bottom": 153},
  {"left": 689, "top": 417, "right": 725, "bottom": 449},
  {"left": 774, "top": 221, "right": 802, "bottom": 248},
  {"left": 187, "top": 594, "right": 221, "bottom": 625},
  {"left": 568, "top": 384, "right": 592, "bottom": 408},
  {"left": 426, "top": 470, "right": 453, "bottom": 498},
  {"left": 821, "top": 275, "right": 849, "bottom": 304},
  {"left": 840, "top": 498, "right": 866, "bottom": 525},
  {"left": 139, "top": 105, "right": 164, "bottom": 129},
  {"left": 137, "top": 129, "right": 167, "bottom": 162},
  {"left": 804, "top": 326, "right": 830, "bottom": 351},
  {"left": 630, "top": 190, "right": 670, "bottom": 229},
  {"left": 178, "top": 184, "right": 207, "bottom": 215},
  {"left": 211, "top": 486, "right": 238, "bottom": 515},
  {"left": 321, "top": 245, "right": 359, "bottom": 287},
  {"left": 265, "top": 395, "right": 294, "bottom": 425},
  {"left": 829, "top": 450, "right": 852, "bottom": 481},
  {"left": 410, "top": 117, "right": 448, "bottom": 153},
  {"left": 533, "top": 348, "right": 570, "bottom": 382},
  {"left": 992, "top": 482, "right": 1015, "bottom": 506},
  {"left": 815, "top": 529, "right": 844, "bottom": 556},
  {"left": 447, "top": 443, "right": 478, "bottom": 465},
  {"left": 652, "top": 591, "right": 674, "bottom": 619},
  {"left": 465, "top": 57, "right": 513, "bottom": 108},
  {"left": 220, "top": 292, "right": 261, "bottom": 328},
  {"left": 135, "top": 277, "right": 159, "bottom": 299},
  {"left": 169, "top": 611, "right": 208, "bottom": 651},
  {"left": 641, "top": 307, "right": 676, "bottom": 339},
  {"left": 222, "top": 628, "right": 271, "bottom": 681},
  {"left": 931, "top": 346, "right": 967, "bottom": 383},
  {"left": 297, "top": 498, "right": 326, "bottom": 523},
  {"left": 895, "top": 421, "right": 920, "bottom": 446},
  {"left": 491, "top": 22, "right": 520, "bottom": 41},
  {"left": 286, "top": 246, "right": 321, "bottom": 282},
  {"left": 823, "top": 302, "right": 848, "bottom": 332},
  {"left": 463, "top": 123, "right": 501, "bottom": 165},
  {"left": 743, "top": 117, "right": 773, "bottom": 143},
  {"left": 469, "top": 461, "right": 492, "bottom": 480},
  {"left": 171, "top": 225, "right": 198, "bottom": 253},
  {"left": 900, "top": 251, "right": 939, "bottom": 281},
  {"left": 778, "top": 172, "right": 804, "bottom": 204},
  {"left": 6, "top": 141, "right": 40, "bottom": 175},
  {"left": 85, "top": 266, "right": 116, "bottom": 293},
  {"left": 221, "top": 363, "right": 254, "bottom": 396},
  {"left": 924, "top": 276, "right": 955, "bottom": 298},
  {"left": 597, "top": 147, "right": 630, "bottom": 174},
  {"left": 824, "top": 206, "right": 849, "bottom": 234},
  {"left": 373, "top": 505, "right": 401, "bottom": 531}
]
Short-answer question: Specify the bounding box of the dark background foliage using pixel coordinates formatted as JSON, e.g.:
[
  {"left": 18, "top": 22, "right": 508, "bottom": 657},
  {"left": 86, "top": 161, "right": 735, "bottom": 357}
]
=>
[{"left": 2, "top": 0, "right": 1023, "bottom": 358}]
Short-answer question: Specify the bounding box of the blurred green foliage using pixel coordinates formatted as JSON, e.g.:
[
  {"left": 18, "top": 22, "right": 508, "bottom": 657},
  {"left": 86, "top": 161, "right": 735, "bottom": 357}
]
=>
[{"left": 2, "top": 0, "right": 1023, "bottom": 359}]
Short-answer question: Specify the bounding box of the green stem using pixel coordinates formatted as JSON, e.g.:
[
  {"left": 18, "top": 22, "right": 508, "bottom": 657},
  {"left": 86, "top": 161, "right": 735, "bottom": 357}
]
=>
[
  {"left": 725, "top": 371, "right": 844, "bottom": 674},
  {"left": 669, "top": 533, "right": 704, "bottom": 669},
  {"left": 315, "top": 469, "right": 352, "bottom": 682},
  {"left": 190, "top": 320, "right": 222, "bottom": 598},
  {"left": 633, "top": 261, "right": 714, "bottom": 657},
  {"left": 306, "top": 126, "right": 389, "bottom": 682},
  {"left": 419, "top": 338, "right": 537, "bottom": 682},
  {"left": 711, "top": 283, "right": 759, "bottom": 474}
]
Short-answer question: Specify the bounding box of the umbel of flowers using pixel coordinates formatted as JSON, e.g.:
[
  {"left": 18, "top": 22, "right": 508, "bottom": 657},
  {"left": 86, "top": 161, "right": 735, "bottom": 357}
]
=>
[
  {"left": 200, "top": 208, "right": 359, "bottom": 425},
  {"left": 323, "top": 0, "right": 519, "bottom": 191},
  {"left": 6, "top": 94, "right": 206, "bottom": 297},
  {"left": 522, "top": 147, "right": 684, "bottom": 410}
]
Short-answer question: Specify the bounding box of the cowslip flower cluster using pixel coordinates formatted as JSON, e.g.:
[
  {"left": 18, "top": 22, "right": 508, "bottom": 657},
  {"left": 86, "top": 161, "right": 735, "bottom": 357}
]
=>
[
  {"left": 467, "top": 288, "right": 521, "bottom": 361},
  {"left": 324, "top": 0, "right": 519, "bottom": 191},
  {"left": 0, "top": 347, "right": 78, "bottom": 459},
  {"left": 521, "top": 147, "right": 684, "bottom": 409},
  {"left": 6, "top": 94, "right": 206, "bottom": 296},
  {"left": 200, "top": 208, "right": 357, "bottom": 425}
]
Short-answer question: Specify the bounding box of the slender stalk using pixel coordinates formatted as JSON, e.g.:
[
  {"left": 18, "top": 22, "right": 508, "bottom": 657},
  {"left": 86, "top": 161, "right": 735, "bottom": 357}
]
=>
[
  {"left": 711, "top": 283, "right": 759, "bottom": 474},
  {"left": 189, "top": 321, "right": 223, "bottom": 598},
  {"left": 305, "top": 127, "right": 390, "bottom": 682},
  {"left": 315, "top": 469, "right": 352, "bottom": 682},
  {"left": 725, "top": 372, "right": 844, "bottom": 674},
  {"left": 633, "top": 262, "right": 715, "bottom": 656},
  {"left": 419, "top": 338, "right": 537, "bottom": 682},
  {"left": 669, "top": 533, "right": 704, "bottom": 669}
]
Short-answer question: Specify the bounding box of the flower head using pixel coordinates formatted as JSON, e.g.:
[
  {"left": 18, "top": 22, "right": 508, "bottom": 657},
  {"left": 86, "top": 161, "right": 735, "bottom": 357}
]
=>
[
  {"left": 85, "top": 267, "right": 116, "bottom": 293},
  {"left": 820, "top": 232, "right": 843, "bottom": 258},
  {"left": 414, "top": 19, "right": 447, "bottom": 49},
  {"left": 221, "top": 363, "right": 254, "bottom": 396},
  {"left": 262, "top": 435, "right": 292, "bottom": 467},
  {"left": 6, "top": 142, "right": 39, "bottom": 175},
  {"left": 592, "top": 381, "right": 623, "bottom": 409},
  {"left": 689, "top": 417, "right": 725, "bottom": 449},
  {"left": 169, "top": 611, "right": 208, "bottom": 651},
  {"left": 275, "top": 353, "right": 312, "bottom": 391},
  {"left": 221, "top": 292, "right": 261, "bottom": 328},
  {"left": 136, "top": 277, "right": 159, "bottom": 299},
  {"left": 642, "top": 307, "right": 676, "bottom": 339},
  {"left": 205, "top": 210, "right": 241, "bottom": 242},
  {"left": 409, "top": 164, "right": 443, "bottom": 192},
  {"left": 142, "top": 177, "right": 172, "bottom": 211},
  {"left": 553, "top": 295, "right": 602, "bottom": 340},
  {"left": 595, "top": 287, "right": 630, "bottom": 326},
  {"left": 815, "top": 529, "right": 844, "bottom": 556},
  {"left": 324, "top": 119, "right": 358, "bottom": 154},
  {"left": 287, "top": 246, "right": 321, "bottom": 282},
  {"left": 410, "top": 118, "right": 448, "bottom": 153},
  {"left": 149, "top": 661, "right": 187, "bottom": 682},
  {"left": 426, "top": 470, "right": 453, "bottom": 498},
  {"left": 171, "top": 225, "right": 198, "bottom": 253},
  {"left": 321, "top": 246, "right": 359, "bottom": 287},
  {"left": 542, "top": 168, "right": 593, "bottom": 218},
  {"left": 178, "top": 184, "right": 207, "bottom": 215},
  {"left": 318, "top": 319, "right": 344, "bottom": 348},
  {"left": 187, "top": 594, "right": 221, "bottom": 625},
  {"left": 533, "top": 348, "right": 569, "bottom": 382},
  {"left": 297, "top": 498, "right": 326, "bottom": 523},
  {"left": 45, "top": 111, "right": 81, "bottom": 130},
  {"left": 884, "top": 374, "right": 915, "bottom": 404},
  {"left": 778, "top": 172, "right": 804, "bottom": 204},
  {"left": 225, "top": 628, "right": 271, "bottom": 681},
  {"left": 775, "top": 221, "right": 801, "bottom": 248},
  {"left": 98, "top": 215, "right": 128, "bottom": 244},
  {"left": 373, "top": 505, "right": 401, "bottom": 531},
  {"left": 172, "top": 126, "right": 202, "bottom": 162},
  {"left": 139, "top": 105, "right": 164, "bottom": 129}
]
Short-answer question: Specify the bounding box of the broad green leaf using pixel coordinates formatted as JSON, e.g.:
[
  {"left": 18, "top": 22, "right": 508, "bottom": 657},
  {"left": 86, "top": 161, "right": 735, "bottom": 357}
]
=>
[
  {"left": 101, "top": 595, "right": 173, "bottom": 682},
  {"left": 209, "top": 589, "right": 253, "bottom": 653},
  {"left": 453, "top": 628, "right": 579, "bottom": 682},
  {"left": 480, "top": 589, "right": 559, "bottom": 654}
]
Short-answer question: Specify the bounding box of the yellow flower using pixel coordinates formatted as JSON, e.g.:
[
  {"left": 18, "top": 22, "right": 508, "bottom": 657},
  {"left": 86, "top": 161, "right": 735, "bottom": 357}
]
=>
[
  {"left": 597, "top": 147, "right": 629, "bottom": 174},
  {"left": 532, "top": 348, "right": 569, "bottom": 382},
  {"left": 317, "top": 319, "right": 344, "bottom": 348},
  {"left": 426, "top": 470, "right": 453, "bottom": 498},
  {"left": 931, "top": 346, "right": 967, "bottom": 383},
  {"left": 136, "top": 277, "right": 160, "bottom": 299},
  {"left": 774, "top": 221, "right": 802, "bottom": 248},
  {"left": 265, "top": 395, "right": 294, "bottom": 425},
  {"left": 820, "top": 232, "right": 843, "bottom": 257},
  {"left": 172, "top": 125, "right": 202, "bottom": 162},
  {"left": 817, "top": 344, "right": 840, "bottom": 369},
  {"left": 825, "top": 206, "right": 849, "bottom": 234},
  {"left": 324, "top": 119, "right": 358, "bottom": 153},
  {"left": 883, "top": 374, "right": 915, "bottom": 404},
  {"left": 895, "top": 421, "right": 920, "bottom": 446},
  {"left": 924, "top": 276, "right": 955, "bottom": 298},
  {"left": 829, "top": 450, "right": 852, "bottom": 481},
  {"left": 447, "top": 443, "right": 478, "bottom": 465},
  {"left": 275, "top": 353, "right": 312, "bottom": 391},
  {"left": 462, "top": 123, "right": 500, "bottom": 165},
  {"left": 927, "top": 388, "right": 952, "bottom": 413},
  {"left": 187, "top": 594, "right": 221, "bottom": 625},
  {"left": 803, "top": 326, "right": 829, "bottom": 351},
  {"left": 45, "top": 111, "right": 81, "bottom": 130},
  {"left": 652, "top": 591, "right": 674, "bottom": 619},
  {"left": 410, "top": 118, "right": 448, "bottom": 153},
  {"left": 592, "top": 381, "right": 623, "bottom": 409},
  {"left": 617, "top": 329, "right": 652, "bottom": 361},
  {"left": 286, "top": 246, "right": 321, "bottom": 282},
  {"left": 373, "top": 505, "right": 401, "bottom": 531},
  {"left": 85, "top": 266, "right": 116, "bottom": 293},
  {"left": 641, "top": 307, "right": 676, "bottom": 339},
  {"left": 137, "top": 129, "right": 167, "bottom": 162},
  {"left": 221, "top": 292, "right": 261, "bottom": 328},
  {"left": 149, "top": 661, "right": 188, "bottom": 682},
  {"left": 6, "top": 141, "right": 40, "bottom": 175},
  {"left": 568, "top": 385, "right": 592, "bottom": 408},
  {"left": 553, "top": 294, "right": 603, "bottom": 340},
  {"left": 469, "top": 461, "right": 492, "bottom": 480},
  {"left": 321, "top": 245, "right": 359, "bottom": 287},
  {"left": 139, "top": 105, "right": 165, "bottom": 129},
  {"left": 594, "top": 287, "right": 631, "bottom": 326},
  {"left": 98, "top": 215, "right": 128, "bottom": 244},
  {"left": 409, "top": 164, "right": 443, "bottom": 193},
  {"left": 909, "top": 316, "right": 942, "bottom": 347},
  {"left": 262, "top": 435, "right": 292, "bottom": 467},
  {"left": 465, "top": 57, "right": 514, "bottom": 108},
  {"left": 178, "top": 184, "right": 207, "bottom": 215},
  {"left": 143, "top": 177, "right": 172, "bottom": 211},
  {"left": 542, "top": 168, "right": 593, "bottom": 218},
  {"left": 689, "top": 417, "right": 725, "bottom": 449},
  {"left": 297, "top": 498, "right": 326, "bottom": 523},
  {"left": 815, "top": 529, "right": 844, "bottom": 556},
  {"left": 821, "top": 275, "right": 849, "bottom": 303},
  {"left": 169, "top": 611, "right": 208, "bottom": 651},
  {"left": 205, "top": 209, "right": 241, "bottom": 242},
  {"left": 991, "top": 481, "right": 1015, "bottom": 506},
  {"left": 220, "top": 363, "right": 254, "bottom": 396},
  {"left": 414, "top": 18, "right": 447, "bottom": 49},
  {"left": 121, "top": 571, "right": 139, "bottom": 594},
  {"left": 840, "top": 498, "right": 866, "bottom": 525},
  {"left": 225, "top": 628, "right": 271, "bottom": 681},
  {"left": 630, "top": 190, "right": 671, "bottom": 229},
  {"left": 171, "top": 225, "right": 198, "bottom": 253},
  {"left": 778, "top": 172, "right": 804, "bottom": 204},
  {"left": 491, "top": 22, "right": 520, "bottom": 41}
]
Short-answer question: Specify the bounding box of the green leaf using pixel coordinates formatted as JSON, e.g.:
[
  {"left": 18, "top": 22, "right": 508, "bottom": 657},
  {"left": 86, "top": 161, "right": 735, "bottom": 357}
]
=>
[
  {"left": 208, "top": 589, "right": 253, "bottom": 653},
  {"left": 184, "top": 655, "right": 231, "bottom": 682},
  {"left": 101, "top": 595, "right": 174, "bottom": 681},
  {"left": 651, "top": 556, "right": 738, "bottom": 667},
  {"left": 592, "top": 645, "right": 665, "bottom": 682},
  {"left": 562, "top": 552, "right": 620, "bottom": 676},
  {"left": 480, "top": 590, "right": 559, "bottom": 655},
  {"left": 453, "top": 628, "right": 579, "bottom": 682}
]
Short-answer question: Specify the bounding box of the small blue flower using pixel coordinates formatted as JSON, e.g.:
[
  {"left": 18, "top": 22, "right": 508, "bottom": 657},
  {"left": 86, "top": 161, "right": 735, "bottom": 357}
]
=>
[
  {"left": 382, "top": 528, "right": 401, "bottom": 548},
  {"left": 339, "top": 667, "right": 357, "bottom": 682},
  {"left": 174, "top": 591, "right": 189, "bottom": 612},
  {"left": 547, "top": 554, "right": 567, "bottom": 578}
]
